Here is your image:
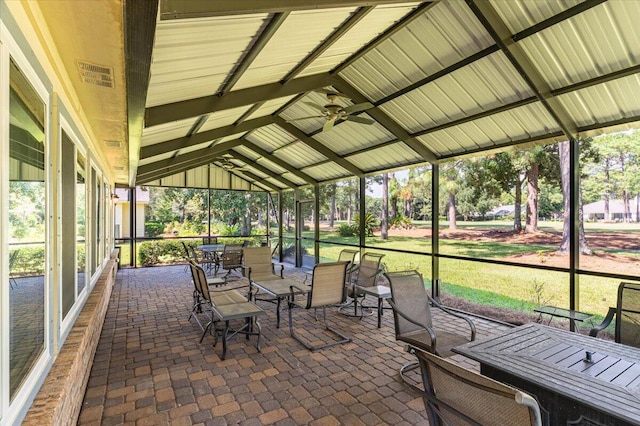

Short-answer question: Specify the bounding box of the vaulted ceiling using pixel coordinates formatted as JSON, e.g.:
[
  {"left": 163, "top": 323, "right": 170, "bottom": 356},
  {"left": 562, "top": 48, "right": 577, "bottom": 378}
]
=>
[{"left": 54, "top": 0, "right": 640, "bottom": 191}]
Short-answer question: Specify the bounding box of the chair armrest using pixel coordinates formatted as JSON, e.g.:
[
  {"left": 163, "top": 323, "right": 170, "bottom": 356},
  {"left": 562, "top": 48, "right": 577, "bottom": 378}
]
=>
[
  {"left": 387, "top": 300, "right": 437, "bottom": 348},
  {"left": 589, "top": 307, "right": 615, "bottom": 337},
  {"left": 428, "top": 295, "right": 476, "bottom": 341},
  {"left": 273, "top": 263, "right": 284, "bottom": 278},
  {"left": 289, "top": 284, "right": 310, "bottom": 308}
]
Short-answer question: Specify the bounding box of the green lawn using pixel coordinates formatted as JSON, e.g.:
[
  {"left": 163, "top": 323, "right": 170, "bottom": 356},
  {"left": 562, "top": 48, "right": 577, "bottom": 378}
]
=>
[{"left": 312, "top": 225, "right": 637, "bottom": 326}]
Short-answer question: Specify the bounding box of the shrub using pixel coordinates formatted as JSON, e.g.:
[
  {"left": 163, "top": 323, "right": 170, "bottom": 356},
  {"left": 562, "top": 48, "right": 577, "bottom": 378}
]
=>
[
  {"left": 389, "top": 215, "right": 412, "bottom": 229},
  {"left": 220, "top": 223, "right": 240, "bottom": 236},
  {"left": 145, "top": 221, "right": 165, "bottom": 237},
  {"left": 138, "top": 240, "right": 188, "bottom": 266},
  {"left": 355, "top": 212, "right": 379, "bottom": 236},
  {"left": 339, "top": 223, "right": 359, "bottom": 237}
]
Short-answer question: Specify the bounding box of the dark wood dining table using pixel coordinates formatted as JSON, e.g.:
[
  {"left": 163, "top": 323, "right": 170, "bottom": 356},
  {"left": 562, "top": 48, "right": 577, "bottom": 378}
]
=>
[{"left": 453, "top": 323, "right": 640, "bottom": 426}]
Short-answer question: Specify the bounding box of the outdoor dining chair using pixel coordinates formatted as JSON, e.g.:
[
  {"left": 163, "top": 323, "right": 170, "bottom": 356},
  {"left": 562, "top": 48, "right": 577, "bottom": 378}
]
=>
[
  {"left": 339, "top": 252, "right": 385, "bottom": 319},
  {"left": 288, "top": 261, "right": 350, "bottom": 351},
  {"left": 9, "top": 249, "right": 20, "bottom": 289},
  {"left": 590, "top": 281, "right": 640, "bottom": 348},
  {"left": 385, "top": 270, "right": 476, "bottom": 390},
  {"left": 415, "top": 349, "right": 542, "bottom": 426},
  {"left": 220, "top": 244, "right": 244, "bottom": 278},
  {"left": 243, "top": 246, "right": 284, "bottom": 283}
]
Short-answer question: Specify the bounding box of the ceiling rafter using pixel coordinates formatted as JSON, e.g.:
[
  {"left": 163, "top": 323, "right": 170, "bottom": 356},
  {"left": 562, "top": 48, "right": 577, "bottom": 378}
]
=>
[
  {"left": 141, "top": 115, "right": 274, "bottom": 160},
  {"left": 145, "top": 72, "right": 335, "bottom": 127},
  {"left": 227, "top": 150, "right": 298, "bottom": 188},
  {"left": 125, "top": 0, "right": 158, "bottom": 186},
  {"left": 240, "top": 140, "right": 318, "bottom": 185},
  {"left": 333, "top": 75, "right": 437, "bottom": 162},
  {"left": 512, "top": 0, "right": 607, "bottom": 42},
  {"left": 466, "top": 0, "right": 577, "bottom": 139},
  {"left": 159, "top": 0, "right": 422, "bottom": 19},
  {"left": 273, "top": 116, "right": 364, "bottom": 177}
]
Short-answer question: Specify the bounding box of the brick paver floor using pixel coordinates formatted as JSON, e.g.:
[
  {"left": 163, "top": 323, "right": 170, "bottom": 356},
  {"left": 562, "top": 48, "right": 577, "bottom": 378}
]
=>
[{"left": 78, "top": 264, "right": 512, "bottom": 425}]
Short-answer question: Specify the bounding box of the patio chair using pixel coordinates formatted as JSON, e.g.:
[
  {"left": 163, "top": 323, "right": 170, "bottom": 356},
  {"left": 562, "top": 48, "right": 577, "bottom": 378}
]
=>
[
  {"left": 590, "top": 281, "right": 640, "bottom": 348},
  {"left": 243, "top": 246, "right": 284, "bottom": 283},
  {"left": 188, "top": 244, "right": 218, "bottom": 276},
  {"left": 288, "top": 261, "right": 351, "bottom": 351},
  {"left": 9, "top": 249, "right": 20, "bottom": 289},
  {"left": 339, "top": 252, "right": 385, "bottom": 320},
  {"left": 385, "top": 270, "right": 476, "bottom": 390},
  {"left": 188, "top": 261, "right": 264, "bottom": 360},
  {"left": 415, "top": 349, "right": 542, "bottom": 426},
  {"left": 220, "top": 244, "right": 244, "bottom": 278}
]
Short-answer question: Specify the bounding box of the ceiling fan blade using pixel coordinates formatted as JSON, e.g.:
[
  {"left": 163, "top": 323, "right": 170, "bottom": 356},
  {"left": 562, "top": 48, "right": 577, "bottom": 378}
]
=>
[
  {"left": 303, "top": 101, "right": 327, "bottom": 112},
  {"left": 346, "top": 115, "right": 375, "bottom": 125},
  {"left": 323, "top": 118, "right": 337, "bottom": 132},
  {"left": 286, "top": 115, "right": 324, "bottom": 121},
  {"left": 343, "top": 102, "right": 373, "bottom": 115}
]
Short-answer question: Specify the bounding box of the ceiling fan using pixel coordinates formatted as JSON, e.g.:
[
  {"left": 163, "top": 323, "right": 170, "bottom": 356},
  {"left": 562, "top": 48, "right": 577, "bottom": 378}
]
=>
[
  {"left": 213, "top": 153, "right": 237, "bottom": 170},
  {"left": 288, "top": 90, "right": 375, "bottom": 132}
]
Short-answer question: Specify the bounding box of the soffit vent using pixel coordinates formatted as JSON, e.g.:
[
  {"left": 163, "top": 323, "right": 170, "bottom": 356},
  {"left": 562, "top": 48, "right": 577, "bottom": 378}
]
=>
[
  {"left": 113, "top": 166, "right": 126, "bottom": 171},
  {"left": 105, "top": 140, "right": 122, "bottom": 148},
  {"left": 77, "top": 61, "right": 114, "bottom": 88}
]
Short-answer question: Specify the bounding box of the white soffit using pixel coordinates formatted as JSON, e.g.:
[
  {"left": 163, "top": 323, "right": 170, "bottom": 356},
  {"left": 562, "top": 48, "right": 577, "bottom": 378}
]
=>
[
  {"left": 147, "top": 13, "right": 268, "bottom": 107},
  {"left": 297, "top": 3, "right": 421, "bottom": 77},
  {"left": 233, "top": 8, "right": 356, "bottom": 90}
]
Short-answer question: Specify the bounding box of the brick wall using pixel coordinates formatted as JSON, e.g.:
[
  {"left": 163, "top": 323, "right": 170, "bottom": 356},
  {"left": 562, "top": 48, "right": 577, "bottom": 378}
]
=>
[{"left": 22, "top": 248, "right": 119, "bottom": 426}]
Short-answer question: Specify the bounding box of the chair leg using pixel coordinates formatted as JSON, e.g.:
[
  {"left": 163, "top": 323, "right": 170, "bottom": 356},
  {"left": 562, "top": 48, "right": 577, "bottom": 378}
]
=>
[
  {"left": 289, "top": 304, "right": 351, "bottom": 351},
  {"left": 399, "top": 360, "right": 423, "bottom": 392}
]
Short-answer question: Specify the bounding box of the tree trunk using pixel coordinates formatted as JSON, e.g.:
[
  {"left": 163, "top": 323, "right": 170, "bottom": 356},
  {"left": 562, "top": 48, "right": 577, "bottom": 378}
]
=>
[
  {"left": 604, "top": 159, "right": 611, "bottom": 221},
  {"left": 329, "top": 189, "right": 336, "bottom": 228},
  {"left": 623, "top": 191, "right": 631, "bottom": 223},
  {"left": 559, "top": 141, "right": 592, "bottom": 254},
  {"left": 405, "top": 198, "right": 411, "bottom": 218},
  {"left": 381, "top": 174, "right": 389, "bottom": 240},
  {"left": 448, "top": 191, "right": 457, "bottom": 230},
  {"left": 514, "top": 180, "right": 522, "bottom": 232},
  {"left": 525, "top": 163, "right": 539, "bottom": 233}
]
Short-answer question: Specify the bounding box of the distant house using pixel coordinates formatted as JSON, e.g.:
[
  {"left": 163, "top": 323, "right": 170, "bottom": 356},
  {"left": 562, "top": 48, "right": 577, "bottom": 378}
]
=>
[
  {"left": 114, "top": 187, "right": 150, "bottom": 238},
  {"left": 583, "top": 199, "right": 639, "bottom": 222}
]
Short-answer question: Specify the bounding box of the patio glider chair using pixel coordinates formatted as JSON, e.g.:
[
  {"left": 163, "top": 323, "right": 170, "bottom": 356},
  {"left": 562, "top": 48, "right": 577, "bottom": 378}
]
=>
[
  {"left": 288, "top": 261, "right": 351, "bottom": 351},
  {"left": 187, "top": 261, "right": 264, "bottom": 360},
  {"left": 386, "top": 270, "right": 476, "bottom": 390},
  {"left": 339, "top": 252, "right": 387, "bottom": 326},
  {"left": 590, "top": 281, "right": 640, "bottom": 348},
  {"left": 220, "top": 244, "right": 244, "bottom": 278},
  {"left": 415, "top": 349, "right": 542, "bottom": 426}
]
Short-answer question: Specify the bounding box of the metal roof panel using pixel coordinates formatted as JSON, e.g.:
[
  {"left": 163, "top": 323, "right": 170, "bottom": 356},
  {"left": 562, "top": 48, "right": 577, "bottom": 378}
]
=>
[
  {"left": 147, "top": 14, "right": 268, "bottom": 106},
  {"left": 233, "top": 8, "right": 356, "bottom": 90}
]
